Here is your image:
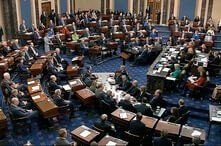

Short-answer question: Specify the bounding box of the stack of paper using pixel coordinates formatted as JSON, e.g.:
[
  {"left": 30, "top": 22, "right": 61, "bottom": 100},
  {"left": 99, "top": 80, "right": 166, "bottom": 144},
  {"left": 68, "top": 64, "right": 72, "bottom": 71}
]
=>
[
  {"left": 28, "top": 81, "right": 35, "bottom": 85},
  {"left": 32, "top": 95, "right": 40, "bottom": 100},
  {"left": 70, "top": 81, "right": 77, "bottom": 85},
  {"left": 120, "top": 113, "right": 127, "bottom": 119},
  {"left": 80, "top": 130, "right": 91, "bottom": 138},
  {"left": 32, "top": 86, "right": 40, "bottom": 91},
  {"left": 106, "top": 141, "right": 117, "bottom": 146},
  {"left": 191, "top": 130, "right": 202, "bottom": 137},
  {"left": 63, "top": 85, "right": 71, "bottom": 91},
  {"left": 162, "top": 68, "right": 170, "bottom": 72}
]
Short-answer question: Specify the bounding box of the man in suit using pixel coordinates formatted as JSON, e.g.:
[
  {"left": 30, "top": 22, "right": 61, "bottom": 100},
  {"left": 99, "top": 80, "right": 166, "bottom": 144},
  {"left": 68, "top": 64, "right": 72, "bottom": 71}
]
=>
[
  {"left": 94, "top": 114, "right": 115, "bottom": 135},
  {"left": 118, "top": 94, "right": 136, "bottom": 112},
  {"left": 1, "top": 41, "right": 11, "bottom": 56},
  {"left": 118, "top": 75, "right": 131, "bottom": 91},
  {"left": 52, "top": 89, "right": 75, "bottom": 118},
  {"left": 150, "top": 89, "right": 164, "bottom": 109},
  {"left": 131, "top": 45, "right": 152, "bottom": 66},
  {"left": 136, "top": 85, "right": 151, "bottom": 102},
  {"left": 10, "top": 97, "right": 38, "bottom": 119},
  {"left": 102, "top": 90, "right": 117, "bottom": 111},
  {"left": 134, "top": 97, "right": 153, "bottom": 117},
  {"left": 95, "top": 83, "right": 106, "bottom": 99},
  {"left": 10, "top": 89, "right": 31, "bottom": 109},
  {"left": 153, "top": 131, "right": 172, "bottom": 146},
  {"left": 19, "top": 20, "right": 27, "bottom": 34},
  {"left": 127, "top": 80, "right": 140, "bottom": 97},
  {"left": 129, "top": 112, "right": 146, "bottom": 137},
  {"left": 17, "top": 59, "right": 31, "bottom": 75},
  {"left": 55, "top": 128, "right": 72, "bottom": 146},
  {"left": 178, "top": 99, "right": 189, "bottom": 116},
  {"left": 49, "top": 10, "right": 56, "bottom": 24},
  {"left": 48, "top": 75, "right": 62, "bottom": 94},
  {"left": 84, "top": 27, "right": 91, "bottom": 38},
  {"left": 28, "top": 42, "right": 39, "bottom": 59},
  {"left": 53, "top": 48, "right": 68, "bottom": 69},
  {"left": 40, "top": 11, "right": 47, "bottom": 26},
  {"left": 80, "top": 39, "right": 89, "bottom": 55}
]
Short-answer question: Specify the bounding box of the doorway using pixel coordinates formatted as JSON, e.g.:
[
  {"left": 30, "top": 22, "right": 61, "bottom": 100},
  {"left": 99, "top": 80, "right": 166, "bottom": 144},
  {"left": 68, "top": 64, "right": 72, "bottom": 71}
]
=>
[
  {"left": 41, "top": 2, "right": 51, "bottom": 27},
  {"left": 147, "top": 0, "right": 161, "bottom": 24}
]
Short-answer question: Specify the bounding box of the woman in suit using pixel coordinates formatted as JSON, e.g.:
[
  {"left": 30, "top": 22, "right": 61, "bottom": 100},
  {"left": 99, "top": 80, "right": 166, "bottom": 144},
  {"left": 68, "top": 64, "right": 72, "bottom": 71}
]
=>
[{"left": 186, "top": 71, "right": 207, "bottom": 91}]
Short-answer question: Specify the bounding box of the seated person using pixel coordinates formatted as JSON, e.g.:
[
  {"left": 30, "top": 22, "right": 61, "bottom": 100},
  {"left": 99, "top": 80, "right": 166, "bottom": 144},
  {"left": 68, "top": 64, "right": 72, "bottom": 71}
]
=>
[
  {"left": 129, "top": 112, "right": 146, "bottom": 137},
  {"left": 80, "top": 39, "right": 89, "bottom": 55},
  {"left": 28, "top": 42, "right": 39, "bottom": 58},
  {"left": 53, "top": 48, "right": 68, "bottom": 69},
  {"left": 119, "top": 65, "right": 130, "bottom": 79},
  {"left": 199, "top": 44, "right": 209, "bottom": 53},
  {"left": 10, "top": 89, "right": 30, "bottom": 109},
  {"left": 134, "top": 97, "right": 153, "bottom": 117},
  {"left": 9, "top": 97, "right": 38, "bottom": 119},
  {"left": 192, "top": 30, "right": 200, "bottom": 41},
  {"left": 153, "top": 131, "right": 172, "bottom": 146},
  {"left": 206, "top": 27, "right": 215, "bottom": 36},
  {"left": 48, "top": 28, "right": 55, "bottom": 38},
  {"left": 204, "top": 32, "right": 213, "bottom": 42},
  {"left": 102, "top": 90, "right": 117, "bottom": 111},
  {"left": 52, "top": 89, "right": 75, "bottom": 118},
  {"left": 131, "top": 45, "right": 151, "bottom": 66},
  {"left": 126, "top": 80, "right": 140, "bottom": 97},
  {"left": 167, "top": 107, "right": 180, "bottom": 123},
  {"left": 81, "top": 66, "right": 95, "bottom": 87},
  {"left": 71, "top": 31, "right": 79, "bottom": 41},
  {"left": 136, "top": 85, "right": 151, "bottom": 102},
  {"left": 55, "top": 128, "right": 73, "bottom": 146},
  {"left": 185, "top": 71, "right": 207, "bottom": 91},
  {"left": 17, "top": 59, "right": 31, "bottom": 75},
  {"left": 118, "top": 94, "right": 136, "bottom": 112},
  {"left": 83, "top": 27, "right": 91, "bottom": 37},
  {"left": 170, "top": 64, "right": 181, "bottom": 79},
  {"left": 94, "top": 114, "right": 115, "bottom": 135},
  {"left": 48, "top": 75, "right": 62, "bottom": 94},
  {"left": 95, "top": 83, "right": 106, "bottom": 99},
  {"left": 150, "top": 89, "right": 164, "bottom": 109},
  {"left": 117, "top": 75, "right": 131, "bottom": 91},
  {"left": 1, "top": 41, "right": 11, "bottom": 56},
  {"left": 218, "top": 19, "right": 221, "bottom": 33},
  {"left": 60, "top": 26, "right": 70, "bottom": 37},
  {"left": 33, "top": 28, "right": 43, "bottom": 41},
  {"left": 178, "top": 99, "right": 189, "bottom": 116},
  {"left": 90, "top": 81, "right": 97, "bottom": 93},
  {"left": 114, "top": 71, "right": 122, "bottom": 85},
  {"left": 12, "top": 39, "right": 21, "bottom": 50},
  {"left": 149, "top": 28, "right": 158, "bottom": 39}
]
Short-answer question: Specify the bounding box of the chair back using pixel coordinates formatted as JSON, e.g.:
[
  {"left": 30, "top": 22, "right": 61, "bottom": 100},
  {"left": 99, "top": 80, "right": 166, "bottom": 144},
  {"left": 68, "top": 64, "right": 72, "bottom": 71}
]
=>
[
  {"left": 124, "top": 131, "right": 141, "bottom": 146},
  {"left": 176, "top": 111, "right": 190, "bottom": 125}
]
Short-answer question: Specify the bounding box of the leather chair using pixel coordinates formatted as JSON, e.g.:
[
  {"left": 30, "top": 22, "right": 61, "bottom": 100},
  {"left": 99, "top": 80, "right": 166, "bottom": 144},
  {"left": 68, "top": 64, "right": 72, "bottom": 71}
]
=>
[
  {"left": 57, "top": 105, "right": 71, "bottom": 119},
  {"left": 124, "top": 131, "right": 142, "bottom": 146}
]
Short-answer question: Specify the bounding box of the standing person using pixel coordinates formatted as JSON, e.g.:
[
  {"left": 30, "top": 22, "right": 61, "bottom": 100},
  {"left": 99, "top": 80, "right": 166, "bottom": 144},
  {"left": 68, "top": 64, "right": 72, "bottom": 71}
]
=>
[
  {"left": 0, "top": 26, "right": 3, "bottom": 42},
  {"left": 44, "top": 32, "right": 52, "bottom": 52},
  {"left": 40, "top": 11, "right": 47, "bottom": 26},
  {"left": 49, "top": 9, "right": 56, "bottom": 24}
]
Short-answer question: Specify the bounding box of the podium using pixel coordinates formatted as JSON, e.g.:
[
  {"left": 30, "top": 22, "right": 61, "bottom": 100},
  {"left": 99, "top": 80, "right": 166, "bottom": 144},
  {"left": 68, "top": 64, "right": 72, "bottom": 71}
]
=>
[{"left": 120, "top": 52, "right": 131, "bottom": 65}]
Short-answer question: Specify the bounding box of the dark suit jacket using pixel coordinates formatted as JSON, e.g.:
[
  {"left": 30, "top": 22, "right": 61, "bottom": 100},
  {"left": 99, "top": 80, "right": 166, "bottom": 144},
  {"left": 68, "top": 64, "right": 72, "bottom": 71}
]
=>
[
  {"left": 118, "top": 100, "right": 136, "bottom": 113},
  {"left": 153, "top": 137, "right": 172, "bottom": 146},
  {"left": 136, "top": 91, "right": 151, "bottom": 102},
  {"left": 119, "top": 80, "right": 131, "bottom": 91},
  {"left": 10, "top": 104, "right": 29, "bottom": 118},
  {"left": 53, "top": 95, "right": 67, "bottom": 107},
  {"left": 134, "top": 104, "right": 153, "bottom": 117},
  {"left": 150, "top": 96, "right": 164, "bottom": 108},
  {"left": 94, "top": 121, "right": 113, "bottom": 134},
  {"left": 178, "top": 106, "right": 189, "bottom": 116},
  {"left": 127, "top": 86, "right": 140, "bottom": 97},
  {"left": 129, "top": 120, "right": 146, "bottom": 137},
  {"left": 48, "top": 80, "right": 61, "bottom": 92},
  {"left": 95, "top": 89, "right": 106, "bottom": 99}
]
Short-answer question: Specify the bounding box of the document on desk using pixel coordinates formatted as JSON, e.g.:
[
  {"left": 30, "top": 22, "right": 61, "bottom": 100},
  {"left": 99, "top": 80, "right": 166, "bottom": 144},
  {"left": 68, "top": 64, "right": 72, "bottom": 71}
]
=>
[
  {"left": 32, "top": 86, "right": 40, "bottom": 91},
  {"left": 69, "top": 81, "right": 77, "bottom": 85},
  {"left": 63, "top": 85, "right": 71, "bottom": 91},
  {"left": 166, "top": 77, "right": 176, "bottom": 81},
  {"left": 32, "top": 95, "right": 41, "bottom": 100},
  {"left": 162, "top": 68, "right": 170, "bottom": 72},
  {"left": 106, "top": 141, "right": 117, "bottom": 146},
  {"left": 28, "top": 81, "right": 35, "bottom": 85},
  {"left": 191, "top": 130, "right": 202, "bottom": 137},
  {"left": 80, "top": 130, "right": 91, "bottom": 138},
  {"left": 120, "top": 113, "right": 128, "bottom": 119},
  {"left": 211, "top": 117, "right": 221, "bottom": 122}
]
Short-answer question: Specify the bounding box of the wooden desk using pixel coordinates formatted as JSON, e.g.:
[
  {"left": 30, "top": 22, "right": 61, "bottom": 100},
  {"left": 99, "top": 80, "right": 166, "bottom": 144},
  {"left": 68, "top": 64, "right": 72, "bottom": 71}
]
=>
[
  {"left": 66, "top": 65, "right": 79, "bottom": 77},
  {"left": 71, "top": 125, "right": 100, "bottom": 146},
  {"left": 72, "top": 56, "right": 84, "bottom": 67},
  {"left": 35, "top": 59, "right": 47, "bottom": 64},
  {"left": 155, "top": 120, "right": 181, "bottom": 137},
  {"left": 35, "top": 99, "right": 58, "bottom": 119},
  {"left": 0, "top": 61, "right": 9, "bottom": 76},
  {"left": 113, "top": 32, "right": 125, "bottom": 40},
  {"left": 66, "top": 41, "right": 80, "bottom": 51},
  {"left": 180, "top": 125, "right": 206, "bottom": 143},
  {"left": 98, "top": 135, "right": 128, "bottom": 146},
  {"left": 30, "top": 63, "right": 44, "bottom": 76},
  {"left": 208, "top": 104, "right": 221, "bottom": 137},
  {"left": 0, "top": 109, "right": 7, "bottom": 138},
  {"left": 75, "top": 88, "right": 96, "bottom": 105},
  {"left": 106, "top": 42, "right": 118, "bottom": 50},
  {"left": 140, "top": 115, "right": 158, "bottom": 129},
  {"left": 111, "top": 108, "right": 136, "bottom": 128},
  {"left": 27, "top": 78, "right": 40, "bottom": 85},
  {"left": 31, "top": 92, "right": 47, "bottom": 103},
  {"left": 69, "top": 79, "right": 86, "bottom": 91},
  {"left": 27, "top": 84, "right": 42, "bottom": 95}
]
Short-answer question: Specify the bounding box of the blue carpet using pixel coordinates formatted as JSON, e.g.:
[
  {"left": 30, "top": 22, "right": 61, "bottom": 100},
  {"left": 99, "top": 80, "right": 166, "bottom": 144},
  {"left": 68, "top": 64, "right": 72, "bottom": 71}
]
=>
[{"left": 0, "top": 54, "right": 221, "bottom": 146}]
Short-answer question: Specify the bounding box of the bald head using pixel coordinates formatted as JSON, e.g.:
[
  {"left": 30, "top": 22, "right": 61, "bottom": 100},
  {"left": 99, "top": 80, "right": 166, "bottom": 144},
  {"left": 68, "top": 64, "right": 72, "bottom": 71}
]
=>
[
  {"left": 3, "top": 72, "right": 10, "bottom": 80},
  {"left": 101, "top": 114, "right": 108, "bottom": 121},
  {"left": 11, "top": 97, "right": 19, "bottom": 105},
  {"left": 124, "top": 94, "right": 131, "bottom": 101},
  {"left": 54, "top": 89, "right": 62, "bottom": 96}
]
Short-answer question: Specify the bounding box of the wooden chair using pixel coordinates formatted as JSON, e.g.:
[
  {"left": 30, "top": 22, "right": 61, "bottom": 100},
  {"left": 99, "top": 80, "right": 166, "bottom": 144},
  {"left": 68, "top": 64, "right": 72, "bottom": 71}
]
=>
[
  {"left": 9, "top": 112, "right": 31, "bottom": 134},
  {"left": 124, "top": 131, "right": 142, "bottom": 146}
]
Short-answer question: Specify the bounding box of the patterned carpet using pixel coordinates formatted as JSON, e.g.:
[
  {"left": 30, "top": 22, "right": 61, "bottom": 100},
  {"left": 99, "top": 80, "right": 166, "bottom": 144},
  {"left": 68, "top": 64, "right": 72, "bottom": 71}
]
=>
[{"left": 0, "top": 52, "right": 221, "bottom": 146}]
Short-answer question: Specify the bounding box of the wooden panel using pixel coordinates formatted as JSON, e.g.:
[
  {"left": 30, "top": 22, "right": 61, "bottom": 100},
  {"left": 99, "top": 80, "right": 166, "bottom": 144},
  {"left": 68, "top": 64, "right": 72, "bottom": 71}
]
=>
[{"left": 200, "top": 0, "right": 207, "bottom": 23}]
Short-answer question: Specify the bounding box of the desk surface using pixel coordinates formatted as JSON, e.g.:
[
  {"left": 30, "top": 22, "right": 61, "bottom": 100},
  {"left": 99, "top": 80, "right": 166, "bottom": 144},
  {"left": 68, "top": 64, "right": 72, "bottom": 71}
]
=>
[
  {"left": 180, "top": 125, "right": 206, "bottom": 142},
  {"left": 27, "top": 83, "right": 42, "bottom": 95},
  {"left": 155, "top": 120, "right": 181, "bottom": 136},
  {"left": 71, "top": 125, "right": 100, "bottom": 145},
  {"left": 98, "top": 135, "right": 128, "bottom": 146},
  {"left": 140, "top": 115, "right": 158, "bottom": 129},
  {"left": 75, "top": 88, "right": 95, "bottom": 99},
  {"left": 31, "top": 92, "right": 48, "bottom": 103},
  {"left": 111, "top": 108, "right": 136, "bottom": 123},
  {"left": 209, "top": 104, "right": 221, "bottom": 123}
]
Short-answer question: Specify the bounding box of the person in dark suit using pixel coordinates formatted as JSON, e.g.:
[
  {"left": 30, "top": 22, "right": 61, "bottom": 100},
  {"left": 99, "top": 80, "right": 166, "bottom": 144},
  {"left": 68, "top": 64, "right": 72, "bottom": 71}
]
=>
[
  {"left": 129, "top": 112, "right": 146, "bottom": 137},
  {"left": 94, "top": 114, "right": 115, "bottom": 135},
  {"left": 167, "top": 107, "right": 180, "bottom": 123},
  {"left": 95, "top": 83, "right": 106, "bottom": 100},
  {"left": 131, "top": 45, "right": 150, "bottom": 66},
  {"left": 1, "top": 41, "right": 11, "bottom": 56},
  {"left": 19, "top": 20, "right": 27, "bottom": 34},
  {"left": 136, "top": 85, "right": 151, "bottom": 102},
  {"left": 49, "top": 10, "right": 56, "bottom": 24},
  {"left": 150, "top": 89, "right": 164, "bottom": 109},
  {"left": 153, "top": 131, "right": 172, "bottom": 146},
  {"left": 103, "top": 90, "right": 117, "bottom": 111},
  {"left": 134, "top": 97, "right": 153, "bottom": 117},
  {"left": 118, "top": 75, "right": 131, "bottom": 91},
  {"left": 178, "top": 99, "right": 189, "bottom": 117},
  {"left": 48, "top": 75, "right": 62, "bottom": 93},
  {"left": 118, "top": 94, "right": 136, "bottom": 112},
  {"left": 17, "top": 59, "right": 31, "bottom": 75},
  {"left": 127, "top": 80, "right": 140, "bottom": 97},
  {"left": 83, "top": 27, "right": 91, "bottom": 38},
  {"left": 40, "top": 11, "right": 47, "bottom": 26},
  {"left": 12, "top": 39, "right": 21, "bottom": 50},
  {"left": 55, "top": 128, "right": 72, "bottom": 146},
  {"left": 28, "top": 42, "right": 39, "bottom": 59},
  {"left": 0, "top": 26, "right": 3, "bottom": 42},
  {"left": 53, "top": 48, "right": 68, "bottom": 69},
  {"left": 9, "top": 97, "right": 38, "bottom": 119},
  {"left": 114, "top": 71, "right": 122, "bottom": 85},
  {"left": 52, "top": 89, "right": 75, "bottom": 118}
]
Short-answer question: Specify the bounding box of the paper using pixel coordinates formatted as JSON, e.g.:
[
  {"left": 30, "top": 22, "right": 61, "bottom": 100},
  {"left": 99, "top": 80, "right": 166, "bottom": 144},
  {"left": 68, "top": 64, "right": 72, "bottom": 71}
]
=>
[
  {"left": 166, "top": 77, "right": 176, "bottom": 81},
  {"left": 211, "top": 117, "right": 221, "bottom": 122},
  {"left": 162, "top": 68, "right": 170, "bottom": 72},
  {"left": 32, "top": 95, "right": 40, "bottom": 100},
  {"left": 32, "top": 86, "right": 40, "bottom": 91},
  {"left": 106, "top": 141, "right": 117, "bottom": 146},
  {"left": 120, "top": 113, "right": 127, "bottom": 119},
  {"left": 191, "top": 130, "right": 202, "bottom": 137},
  {"left": 69, "top": 81, "right": 77, "bottom": 85},
  {"left": 80, "top": 130, "right": 91, "bottom": 138},
  {"left": 28, "top": 81, "right": 35, "bottom": 85},
  {"left": 63, "top": 85, "right": 71, "bottom": 91}
]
